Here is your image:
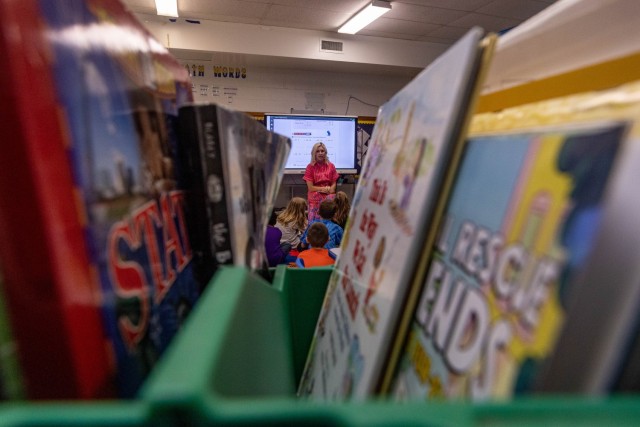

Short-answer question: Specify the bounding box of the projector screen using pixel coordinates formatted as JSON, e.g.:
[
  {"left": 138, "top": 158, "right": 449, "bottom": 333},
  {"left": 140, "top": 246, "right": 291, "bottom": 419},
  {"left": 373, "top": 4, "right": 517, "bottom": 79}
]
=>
[{"left": 265, "top": 114, "right": 357, "bottom": 174}]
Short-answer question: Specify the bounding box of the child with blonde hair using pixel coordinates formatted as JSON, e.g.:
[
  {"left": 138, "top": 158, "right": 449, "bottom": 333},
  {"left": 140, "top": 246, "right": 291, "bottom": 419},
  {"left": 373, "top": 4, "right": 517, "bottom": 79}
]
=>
[
  {"left": 276, "top": 197, "right": 308, "bottom": 251},
  {"left": 332, "top": 190, "right": 351, "bottom": 230}
]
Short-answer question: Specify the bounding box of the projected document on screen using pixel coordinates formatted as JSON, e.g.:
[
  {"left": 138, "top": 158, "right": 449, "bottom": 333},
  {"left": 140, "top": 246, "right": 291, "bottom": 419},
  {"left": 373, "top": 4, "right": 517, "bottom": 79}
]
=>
[{"left": 265, "top": 114, "right": 357, "bottom": 173}]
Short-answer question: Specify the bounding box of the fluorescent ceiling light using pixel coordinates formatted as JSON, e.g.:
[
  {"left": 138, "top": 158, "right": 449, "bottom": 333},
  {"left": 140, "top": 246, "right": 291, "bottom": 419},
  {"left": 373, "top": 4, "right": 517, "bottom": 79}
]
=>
[
  {"left": 155, "top": 0, "right": 178, "bottom": 17},
  {"left": 338, "top": 1, "right": 392, "bottom": 34}
]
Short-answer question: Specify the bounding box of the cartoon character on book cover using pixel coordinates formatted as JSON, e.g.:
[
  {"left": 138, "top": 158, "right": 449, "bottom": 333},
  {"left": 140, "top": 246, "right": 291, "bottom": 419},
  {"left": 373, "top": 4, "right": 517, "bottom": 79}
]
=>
[
  {"left": 38, "top": 0, "right": 201, "bottom": 397},
  {"left": 390, "top": 123, "right": 625, "bottom": 400}
]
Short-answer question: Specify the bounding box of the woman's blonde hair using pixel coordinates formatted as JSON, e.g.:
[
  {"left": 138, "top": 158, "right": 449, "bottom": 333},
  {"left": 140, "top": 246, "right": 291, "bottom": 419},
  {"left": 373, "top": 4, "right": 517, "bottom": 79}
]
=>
[
  {"left": 277, "top": 197, "right": 308, "bottom": 231},
  {"left": 333, "top": 191, "right": 351, "bottom": 227},
  {"left": 310, "top": 142, "right": 329, "bottom": 164}
]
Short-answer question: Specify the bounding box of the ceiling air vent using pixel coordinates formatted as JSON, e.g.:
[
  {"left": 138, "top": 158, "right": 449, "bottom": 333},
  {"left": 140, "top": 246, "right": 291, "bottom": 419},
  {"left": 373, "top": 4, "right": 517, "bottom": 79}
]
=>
[{"left": 320, "top": 39, "right": 344, "bottom": 53}]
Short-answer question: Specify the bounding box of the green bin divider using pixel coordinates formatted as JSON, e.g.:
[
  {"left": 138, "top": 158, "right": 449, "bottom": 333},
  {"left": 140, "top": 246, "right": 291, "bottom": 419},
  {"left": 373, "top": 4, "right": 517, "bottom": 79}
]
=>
[
  {"left": 275, "top": 265, "right": 333, "bottom": 386},
  {"left": 0, "top": 401, "right": 151, "bottom": 427}
]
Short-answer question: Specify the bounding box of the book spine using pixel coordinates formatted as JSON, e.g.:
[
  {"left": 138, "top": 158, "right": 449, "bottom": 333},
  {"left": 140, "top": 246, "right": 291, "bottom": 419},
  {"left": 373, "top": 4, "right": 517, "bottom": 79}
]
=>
[
  {"left": 199, "top": 106, "right": 234, "bottom": 266},
  {"left": 177, "top": 104, "right": 232, "bottom": 285},
  {"left": 177, "top": 105, "right": 216, "bottom": 284}
]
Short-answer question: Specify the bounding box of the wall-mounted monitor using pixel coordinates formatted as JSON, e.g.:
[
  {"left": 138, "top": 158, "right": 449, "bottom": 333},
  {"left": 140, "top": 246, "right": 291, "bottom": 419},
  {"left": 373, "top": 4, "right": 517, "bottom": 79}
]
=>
[{"left": 264, "top": 114, "right": 358, "bottom": 174}]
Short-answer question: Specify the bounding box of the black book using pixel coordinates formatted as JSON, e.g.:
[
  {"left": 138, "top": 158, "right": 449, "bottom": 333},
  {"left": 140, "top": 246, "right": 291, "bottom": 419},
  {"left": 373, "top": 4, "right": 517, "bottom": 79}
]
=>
[{"left": 177, "top": 104, "right": 291, "bottom": 285}]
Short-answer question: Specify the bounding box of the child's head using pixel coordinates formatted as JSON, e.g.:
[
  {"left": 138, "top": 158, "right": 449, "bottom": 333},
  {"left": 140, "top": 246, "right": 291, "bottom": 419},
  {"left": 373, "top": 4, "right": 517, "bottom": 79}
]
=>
[
  {"left": 335, "top": 191, "right": 349, "bottom": 206},
  {"left": 318, "top": 199, "right": 336, "bottom": 220},
  {"left": 268, "top": 209, "right": 279, "bottom": 226},
  {"left": 278, "top": 197, "right": 308, "bottom": 228},
  {"left": 306, "top": 222, "right": 329, "bottom": 248},
  {"left": 333, "top": 191, "right": 350, "bottom": 221}
]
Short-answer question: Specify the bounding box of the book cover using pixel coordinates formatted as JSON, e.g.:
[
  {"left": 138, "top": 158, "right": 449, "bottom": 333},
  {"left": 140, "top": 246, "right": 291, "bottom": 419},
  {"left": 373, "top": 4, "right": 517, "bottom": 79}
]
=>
[
  {"left": 389, "top": 120, "right": 629, "bottom": 400},
  {"left": 0, "top": 0, "right": 200, "bottom": 398},
  {"left": 524, "top": 92, "right": 640, "bottom": 396},
  {"left": 297, "top": 28, "right": 491, "bottom": 400},
  {"left": 177, "top": 103, "right": 291, "bottom": 278},
  {"left": 470, "top": 80, "right": 640, "bottom": 396}
]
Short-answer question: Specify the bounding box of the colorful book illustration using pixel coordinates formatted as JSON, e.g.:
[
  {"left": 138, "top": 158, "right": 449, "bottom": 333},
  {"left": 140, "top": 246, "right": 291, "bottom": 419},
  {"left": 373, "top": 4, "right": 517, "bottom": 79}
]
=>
[
  {"left": 177, "top": 103, "right": 291, "bottom": 279},
  {"left": 513, "top": 90, "right": 640, "bottom": 396},
  {"left": 389, "top": 120, "right": 628, "bottom": 400},
  {"left": 469, "top": 80, "right": 640, "bottom": 396},
  {"left": 297, "top": 28, "right": 493, "bottom": 400},
  {"left": 0, "top": 0, "right": 200, "bottom": 398}
]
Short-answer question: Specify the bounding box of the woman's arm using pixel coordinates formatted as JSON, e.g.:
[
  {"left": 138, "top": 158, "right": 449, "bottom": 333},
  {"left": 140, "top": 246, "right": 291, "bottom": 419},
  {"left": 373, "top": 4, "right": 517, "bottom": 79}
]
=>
[
  {"left": 306, "top": 180, "right": 331, "bottom": 193},
  {"left": 328, "top": 164, "right": 339, "bottom": 194}
]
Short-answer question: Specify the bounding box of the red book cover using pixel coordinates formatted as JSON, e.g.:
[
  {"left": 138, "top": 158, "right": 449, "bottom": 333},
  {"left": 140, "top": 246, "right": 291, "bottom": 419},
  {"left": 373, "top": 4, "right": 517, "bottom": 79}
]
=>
[{"left": 0, "top": 0, "right": 198, "bottom": 399}]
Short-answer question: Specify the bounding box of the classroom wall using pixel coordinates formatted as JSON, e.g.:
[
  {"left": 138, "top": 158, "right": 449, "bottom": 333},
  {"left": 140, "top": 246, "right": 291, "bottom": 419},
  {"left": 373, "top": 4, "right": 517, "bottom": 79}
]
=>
[
  {"left": 178, "top": 60, "right": 411, "bottom": 211},
  {"left": 179, "top": 61, "right": 414, "bottom": 116}
]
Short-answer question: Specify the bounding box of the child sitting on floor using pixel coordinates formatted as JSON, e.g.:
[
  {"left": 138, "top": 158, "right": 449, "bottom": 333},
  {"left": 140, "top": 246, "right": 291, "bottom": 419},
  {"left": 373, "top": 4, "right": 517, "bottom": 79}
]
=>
[
  {"left": 276, "top": 197, "right": 307, "bottom": 252},
  {"left": 300, "top": 199, "right": 343, "bottom": 250},
  {"left": 265, "top": 210, "right": 289, "bottom": 267},
  {"left": 296, "top": 222, "right": 336, "bottom": 268}
]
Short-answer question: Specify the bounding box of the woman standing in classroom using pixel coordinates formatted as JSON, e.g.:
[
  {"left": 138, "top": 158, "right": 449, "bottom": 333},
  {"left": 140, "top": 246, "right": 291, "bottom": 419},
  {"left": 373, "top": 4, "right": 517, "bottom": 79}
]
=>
[{"left": 303, "top": 142, "right": 339, "bottom": 221}]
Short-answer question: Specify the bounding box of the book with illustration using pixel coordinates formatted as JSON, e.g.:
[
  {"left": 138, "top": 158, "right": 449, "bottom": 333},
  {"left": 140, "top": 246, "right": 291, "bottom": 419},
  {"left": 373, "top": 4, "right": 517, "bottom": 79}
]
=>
[
  {"left": 0, "top": 0, "right": 200, "bottom": 398},
  {"left": 297, "top": 27, "right": 495, "bottom": 400},
  {"left": 390, "top": 80, "right": 640, "bottom": 400},
  {"left": 390, "top": 121, "right": 628, "bottom": 400},
  {"left": 177, "top": 103, "right": 291, "bottom": 280}
]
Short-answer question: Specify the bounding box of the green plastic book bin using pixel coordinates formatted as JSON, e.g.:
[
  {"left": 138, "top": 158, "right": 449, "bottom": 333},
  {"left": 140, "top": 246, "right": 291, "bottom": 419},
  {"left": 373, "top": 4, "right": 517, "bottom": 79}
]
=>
[
  {"left": 2, "top": 265, "right": 640, "bottom": 426},
  {"left": 0, "top": 402, "right": 151, "bottom": 427},
  {"left": 140, "top": 266, "right": 640, "bottom": 426}
]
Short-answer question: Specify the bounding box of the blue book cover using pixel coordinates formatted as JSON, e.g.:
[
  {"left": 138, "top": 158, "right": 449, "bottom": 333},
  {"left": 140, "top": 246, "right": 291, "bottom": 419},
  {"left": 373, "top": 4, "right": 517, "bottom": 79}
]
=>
[{"left": 390, "top": 121, "right": 627, "bottom": 400}]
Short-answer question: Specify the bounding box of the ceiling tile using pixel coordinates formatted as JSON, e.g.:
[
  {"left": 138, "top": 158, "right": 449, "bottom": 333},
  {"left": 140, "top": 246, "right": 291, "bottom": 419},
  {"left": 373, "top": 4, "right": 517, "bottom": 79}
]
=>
[
  {"left": 477, "top": 0, "right": 551, "bottom": 20},
  {"left": 192, "top": 15, "right": 263, "bottom": 25},
  {"left": 416, "top": 35, "right": 459, "bottom": 44},
  {"left": 121, "top": 0, "right": 557, "bottom": 46},
  {"left": 450, "top": 12, "right": 520, "bottom": 32},
  {"left": 262, "top": 5, "right": 349, "bottom": 30},
  {"left": 180, "top": 0, "right": 270, "bottom": 20},
  {"left": 281, "top": 0, "right": 365, "bottom": 13},
  {"left": 238, "top": 0, "right": 365, "bottom": 13},
  {"left": 366, "top": 17, "right": 441, "bottom": 36},
  {"left": 357, "top": 29, "right": 422, "bottom": 41},
  {"left": 394, "top": 0, "right": 497, "bottom": 12},
  {"left": 120, "top": 0, "right": 155, "bottom": 14},
  {"left": 387, "top": 3, "right": 468, "bottom": 25},
  {"left": 425, "top": 25, "right": 470, "bottom": 40}
]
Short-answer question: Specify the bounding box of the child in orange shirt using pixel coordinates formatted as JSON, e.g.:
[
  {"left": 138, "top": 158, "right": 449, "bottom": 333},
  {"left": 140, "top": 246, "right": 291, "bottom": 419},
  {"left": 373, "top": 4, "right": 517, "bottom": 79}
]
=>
[{"left": 295, "top": 222, "right": 336, "bottom": 268}]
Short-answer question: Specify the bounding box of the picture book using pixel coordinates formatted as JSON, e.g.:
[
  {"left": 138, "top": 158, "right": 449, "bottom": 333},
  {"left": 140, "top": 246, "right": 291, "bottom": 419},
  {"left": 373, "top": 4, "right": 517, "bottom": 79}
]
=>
[
  {"left": 0, "top": 0, "right": 200, "bottom": 398},
  {"left": 389, "top": 120, "right": 629, "bottom": 400},
  {"left": 468, "top": 80, "right": 640, "bottom": 396},
  {"left": 177, "top": 103, "right": 291, "bottom": 279},
  {"left": 297, "top": 27, "right": 494, "bottom": 400},
  {"left": 521, "top": 87, "right": 640, "bottom": 395}
]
